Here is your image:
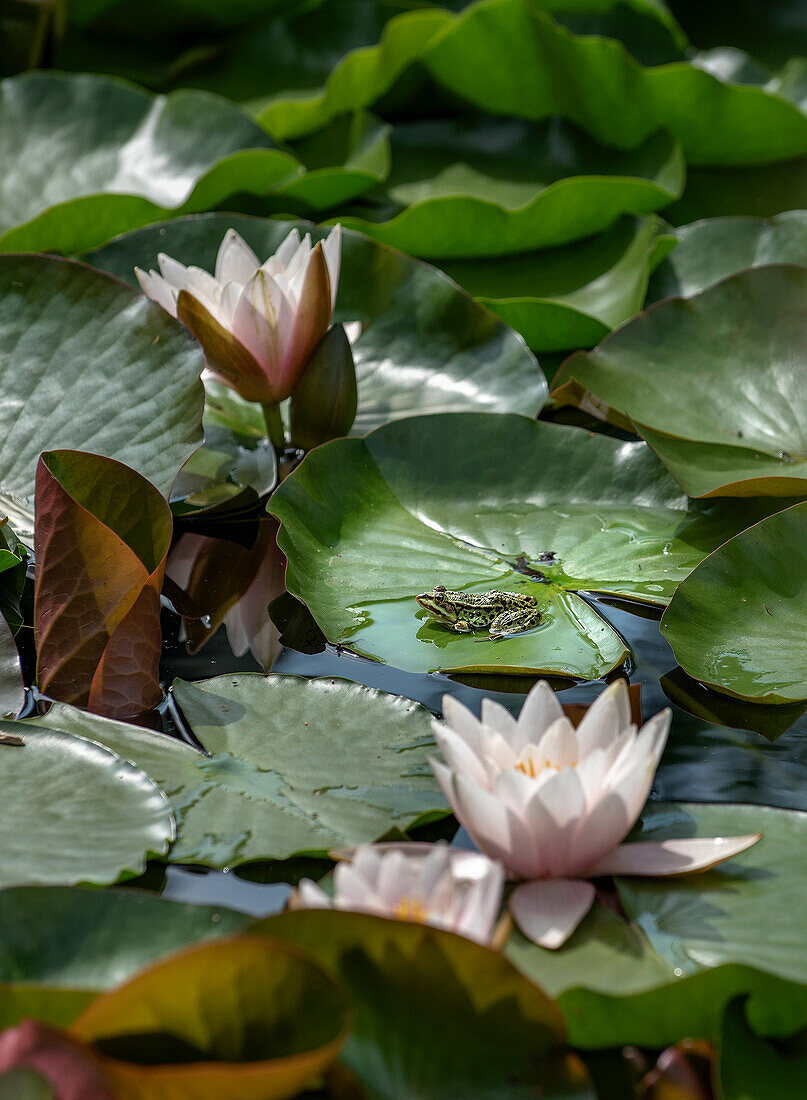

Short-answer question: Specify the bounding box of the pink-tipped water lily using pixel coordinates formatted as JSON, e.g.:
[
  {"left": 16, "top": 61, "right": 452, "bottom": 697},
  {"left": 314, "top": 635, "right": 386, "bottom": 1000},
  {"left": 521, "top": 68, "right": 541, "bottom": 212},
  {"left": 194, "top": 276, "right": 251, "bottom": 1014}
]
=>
[
  {"left": 135, "top": 225, "right": 341, "bottom": 406},
  {"left": 293, "top": 843, "right": 505, "bottom": 945},
  {"left": 430, "top": 681, "right": 761, "bottom": 949}
]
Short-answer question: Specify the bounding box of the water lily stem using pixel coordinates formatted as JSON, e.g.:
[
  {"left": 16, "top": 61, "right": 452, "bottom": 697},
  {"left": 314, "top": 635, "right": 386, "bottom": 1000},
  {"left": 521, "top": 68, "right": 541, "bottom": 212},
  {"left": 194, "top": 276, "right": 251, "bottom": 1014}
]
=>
[{"left": 261, "top": 402, "right": 287, "bottom": 452}]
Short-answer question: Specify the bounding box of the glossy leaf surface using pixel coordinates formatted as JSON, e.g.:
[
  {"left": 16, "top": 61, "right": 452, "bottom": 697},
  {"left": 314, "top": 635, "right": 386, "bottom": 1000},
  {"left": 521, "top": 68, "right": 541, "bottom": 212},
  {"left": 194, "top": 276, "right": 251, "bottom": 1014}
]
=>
[
  {"left": 27, "top": 674, "right": 447, "bottom": 867},
  {"left": 0, "top": 727, "right": 173, "bottom": 890},
  {"left": 509, "top": 801, "right": 807, "bottom": 1048},
  {"left": 557, "top": 264, "right": 807, "bottom": 497},
  {"left": 71, "top": 936, "right": 348, "bottom": 1099},
  {"left": 661, "top": 502, "right": 807, "bottom": 704},
  {"left": 423, "top": 0, "right": 807, "bottom": 165},
  {"left": 0, "top": 254, "right": 204, "bottom": 499},
  {"left": 336, "top": 120, "right": 683, "bottom": 257},
  {"left": 34, "top": 451, "right": 172, "bottom": 719},
  {"left": 650, "top": 211, "right": 807, "bottom": 301},
  {"left": 443, "top": 216, "right": 674, "bottom": 352},
  {"left": 258, "top": 910, "right": 594, "bottom": 1099},
  {"left": 87, "top": 214, "right": 546, "bottom": 432},
  {"left": 0, "top": 886, "right": 247, "bottom": 1030},
  {"left": 0, "top": 72, "right": 299, "bottom": 255},
  {"left": 269, "top": 413, "right": 769, "bottom": 679}
]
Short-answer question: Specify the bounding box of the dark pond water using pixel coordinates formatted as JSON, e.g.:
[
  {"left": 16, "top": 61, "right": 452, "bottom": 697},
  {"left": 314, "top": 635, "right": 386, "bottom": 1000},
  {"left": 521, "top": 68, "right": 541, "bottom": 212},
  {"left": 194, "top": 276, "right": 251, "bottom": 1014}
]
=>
[{"left": 146, "top": 520, "right": 807, "bottom": 916}]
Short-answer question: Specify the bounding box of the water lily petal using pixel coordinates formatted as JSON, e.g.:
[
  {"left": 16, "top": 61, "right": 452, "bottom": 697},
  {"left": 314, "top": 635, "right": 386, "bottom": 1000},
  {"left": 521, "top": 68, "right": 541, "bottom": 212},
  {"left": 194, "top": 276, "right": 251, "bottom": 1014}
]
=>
[
  {"left": 455, "top": 856, "right": 506, "bottom": 943},
  {"left": 575, "top": 680, "right": 633, "bottom": 755},
  {"left": 521, "top": 767, "right": 586, "bottom": 876},
  {"left": 509, "top": 878, "right": 596, "bottom": 949},
  {"left": 569, "top": 757, "right": 656, "bottom": 874},
  {"left": 215, "top": 228, "right": 260, "bottom": 286},
  {"left": 533, "top": 715, "right": 580, "bottom": 768},
  {"left": 230, "top": 269, "right": 292, "bottom": 393},
  {"left": 441, "top": 695, "right": 486, "bottom": 755},
  {"left": 274, "top": 227, "right": 302, "bottom": 269},
  {"left": 278, "top": 242, "right": 335, "bottom": 395},
  {"left": 134, "top": 267, "right": 178, "bottom": 317},
  {"left": 516, "top": 679, "right": 565, "bottom": 746},
  {"left": 156, "top": 252, "right": 190, "bottom": 290},
  {"left": 481, "top": 698, "right": 518, "bottom": 740},
  {"left": 322, "top": 224, "right": 342, "bottom": 310},
  {"left": 293, "top": 878, "right": 332, "bottom": 909},
  {"left": 431, "top": 724, "right": 490, "bottom": 787},
  {"left": 452, "top": 772, "right": 540, "bottom": 878},
  {"left": 588, "top": 834, "right": 762, "bottom": 877}
]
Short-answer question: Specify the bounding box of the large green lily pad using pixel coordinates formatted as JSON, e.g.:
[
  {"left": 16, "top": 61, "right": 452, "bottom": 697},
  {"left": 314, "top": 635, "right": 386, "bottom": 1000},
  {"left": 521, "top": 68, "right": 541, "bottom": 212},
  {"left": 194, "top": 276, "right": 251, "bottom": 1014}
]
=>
[
  {"left": 0, "top": 254, "right": 204, "bottom": 499},
  {"left": 269, "top": 412, "right": 766, "bottom": 680},
  {"left": 423, "top": 1, "right": 807, "bottom": 165},
  {"left": 442, "top": 216, "right": 674, "bottom": 352},
  {"left": 24, "top": 674, "right": 447, "bottom": 868},
  {"left": 334, "top": 120, "right": 683, "bottom": 257},
  {"left": 556, "top": 264, "right": 807, "bottom": 497},
  {"left": 255, "top": 0, "right": 807, "bottom": 165},
  {"left": 72, "top": 936, "right": 349, "bottom": 1098},
  {"left": 0, "top": 72, "right": 300, "bottom": 255},
  {"left": 660, "top": 502, "right": 807, "bottom": 704},
  {"left": 258, "top": 910, "right": 594, "bottom": 1099},
  {"left": 651, "top": 211, "right": 807, "bottom": 301},
  {"left": 509, "top": 801, "right": 807, "bottom": 1048},
  {"left": 86, "top": 214, "right": 546, "bottom": 432},
  {"left": 0, "top": 726, "right": 174, "bottom": 889},
  {"left": 0, "top": 886, "right": 247, "bottom": 1029}
]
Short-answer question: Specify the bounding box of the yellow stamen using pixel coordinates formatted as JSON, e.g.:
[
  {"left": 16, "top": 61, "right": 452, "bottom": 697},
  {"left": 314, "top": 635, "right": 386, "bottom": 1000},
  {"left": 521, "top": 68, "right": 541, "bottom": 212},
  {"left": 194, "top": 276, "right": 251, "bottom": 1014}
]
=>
[{"left": 393, "top": 896, "right": 429, "bottom": 923}]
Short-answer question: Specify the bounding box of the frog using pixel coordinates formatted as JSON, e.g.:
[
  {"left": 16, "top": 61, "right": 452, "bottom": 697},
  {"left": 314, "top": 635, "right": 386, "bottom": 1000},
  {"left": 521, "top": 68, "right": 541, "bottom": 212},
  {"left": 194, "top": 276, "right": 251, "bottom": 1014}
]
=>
[{"left": 415, "top": 585, "right": 541, "bottom": 637}]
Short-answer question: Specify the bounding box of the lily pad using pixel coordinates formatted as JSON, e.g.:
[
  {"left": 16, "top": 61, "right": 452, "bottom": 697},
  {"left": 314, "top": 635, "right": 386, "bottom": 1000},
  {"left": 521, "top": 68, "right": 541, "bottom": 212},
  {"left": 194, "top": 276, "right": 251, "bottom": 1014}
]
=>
[
  {"left": 0, "top": 726, "right": 174, "bottom": 889},
  {"left": 335, "top": 120, "right": 684, "bottom": 257},
  {"left": 718, "top": 997, "right": 807, "bottom": 1098},
  {"left": 0, "top": 886, "right": 247, "bottom": 1029},
  {"left": 268, "top": 412, "right": 765, "bottom": 680},
  {"left": 0, "top": 254, "right": 204, "bottom": 499},
  {"left": 255, "top": 0, "right": 807, "bottom": 165},
  {"left": 280, "top": 110, "right": 391, "bottom": 211},
  {"left": 508, "top": 801, "right": 807, "bottom": 1048},
  {"left": 257, "top": 910, "right": 594, "bottom": 1099},
  {"left": 24, "top": 674, "right": 447, "bottom": 867},
  {"left": 34, "top": 451, "right": 172, "bottom": 719},
  {"left": 0, "top": 71, "right": 300, "bottom": 255},
  {"left": 660, "top": 502, "right": 807, "bottom": 704},
  {"left": 442, "top": 216, "right": 675, "bottom": 352},
  {"left": 71, "top": 936, "right": 348, "bottom": 1099},
  {"left": 650, "top": 211, "right": 807, "bottom": 301},
  {"left": 423, "top": 1, "right": 807, "bottom": 165},
  {"left": 555, "top": 264, "right": 807, "bottom": 497},
  {"left": 86, "top": 214, "right": 546, "bottom": 432}
]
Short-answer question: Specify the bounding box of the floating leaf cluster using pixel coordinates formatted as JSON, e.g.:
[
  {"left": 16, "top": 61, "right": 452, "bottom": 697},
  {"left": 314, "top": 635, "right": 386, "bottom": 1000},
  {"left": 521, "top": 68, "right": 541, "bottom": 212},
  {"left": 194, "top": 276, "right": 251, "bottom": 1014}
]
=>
[{"left": 1, "top": 0, "right": 807, "bottom": 1095}]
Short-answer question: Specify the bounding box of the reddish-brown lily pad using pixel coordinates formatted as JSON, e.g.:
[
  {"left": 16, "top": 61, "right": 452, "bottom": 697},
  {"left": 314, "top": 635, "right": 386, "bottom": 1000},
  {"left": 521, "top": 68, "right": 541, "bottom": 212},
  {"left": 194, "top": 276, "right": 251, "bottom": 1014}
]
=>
[{"left": 34, "top": 451, "right": 172, "bottom": 719}]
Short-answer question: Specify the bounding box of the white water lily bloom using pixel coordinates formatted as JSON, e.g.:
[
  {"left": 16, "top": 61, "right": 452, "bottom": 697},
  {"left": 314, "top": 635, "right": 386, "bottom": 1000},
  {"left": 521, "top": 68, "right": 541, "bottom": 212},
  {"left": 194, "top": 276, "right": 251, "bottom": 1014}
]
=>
[
  {"left": 293, "top": 843, "right": 505, "bottom": 944},
  {"left": 430, "top": 681, "right": 761, "bottom": 949},
  {"left": 136, "top": 225, "right": 341, "bottom": 404}
]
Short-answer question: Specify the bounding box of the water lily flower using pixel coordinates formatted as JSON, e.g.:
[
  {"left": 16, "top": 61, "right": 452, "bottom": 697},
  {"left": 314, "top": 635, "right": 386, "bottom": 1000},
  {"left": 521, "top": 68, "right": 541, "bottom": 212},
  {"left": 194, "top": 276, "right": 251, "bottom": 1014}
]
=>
[
  {"left": 430, "top": 681, "right": 761, "bottom": 949},
  {"left": 135, "top": 225, "right": 341, "bottom": 406},
  {"left": 293, "top": 842, "right": 505, "bottom": 945}
]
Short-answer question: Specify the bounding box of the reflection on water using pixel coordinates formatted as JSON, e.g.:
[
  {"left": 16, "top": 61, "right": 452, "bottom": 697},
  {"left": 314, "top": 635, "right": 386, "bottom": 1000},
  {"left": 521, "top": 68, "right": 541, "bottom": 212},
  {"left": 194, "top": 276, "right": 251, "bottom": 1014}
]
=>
[{"left": 157, "top": 525, "right": 807, "bottom": 909}]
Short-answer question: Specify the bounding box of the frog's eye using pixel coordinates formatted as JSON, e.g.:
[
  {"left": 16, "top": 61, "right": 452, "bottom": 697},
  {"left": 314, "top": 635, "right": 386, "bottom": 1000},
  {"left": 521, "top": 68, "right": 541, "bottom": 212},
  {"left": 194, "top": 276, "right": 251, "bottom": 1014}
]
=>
[{"left": 433, "top": 584, "right": 446, "bottom": 594}]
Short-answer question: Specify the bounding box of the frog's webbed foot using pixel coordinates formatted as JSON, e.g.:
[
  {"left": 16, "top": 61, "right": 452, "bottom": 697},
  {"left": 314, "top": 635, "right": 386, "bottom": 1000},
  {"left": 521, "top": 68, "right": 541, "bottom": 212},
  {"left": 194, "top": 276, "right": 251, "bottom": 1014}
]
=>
[{"left": 453, "top": 619, "right": 473, "bottom": 633}]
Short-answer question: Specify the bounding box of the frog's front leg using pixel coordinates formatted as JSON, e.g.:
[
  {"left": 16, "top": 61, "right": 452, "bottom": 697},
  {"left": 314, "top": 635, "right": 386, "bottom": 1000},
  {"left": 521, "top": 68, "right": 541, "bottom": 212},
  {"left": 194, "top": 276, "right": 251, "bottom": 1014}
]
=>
[
  {"left": 452, "top": 619, "right": 473, "bottom": 633},
  {"left": 488, "top": 607, "right": 541, "bottom": 637}
]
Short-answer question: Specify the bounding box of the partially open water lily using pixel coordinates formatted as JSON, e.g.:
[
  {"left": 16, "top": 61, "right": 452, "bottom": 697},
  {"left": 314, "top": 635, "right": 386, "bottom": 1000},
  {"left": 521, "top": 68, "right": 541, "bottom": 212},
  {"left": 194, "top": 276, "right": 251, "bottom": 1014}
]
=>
[
  {"left": 293, "top": 842, "right": 505, "bottom": 945},
  {"left": 430, "top": 681, "right": 761, "bottom": 949},
  {"left": 135, "top": 225, "right": 341, "bottom": 407}
]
